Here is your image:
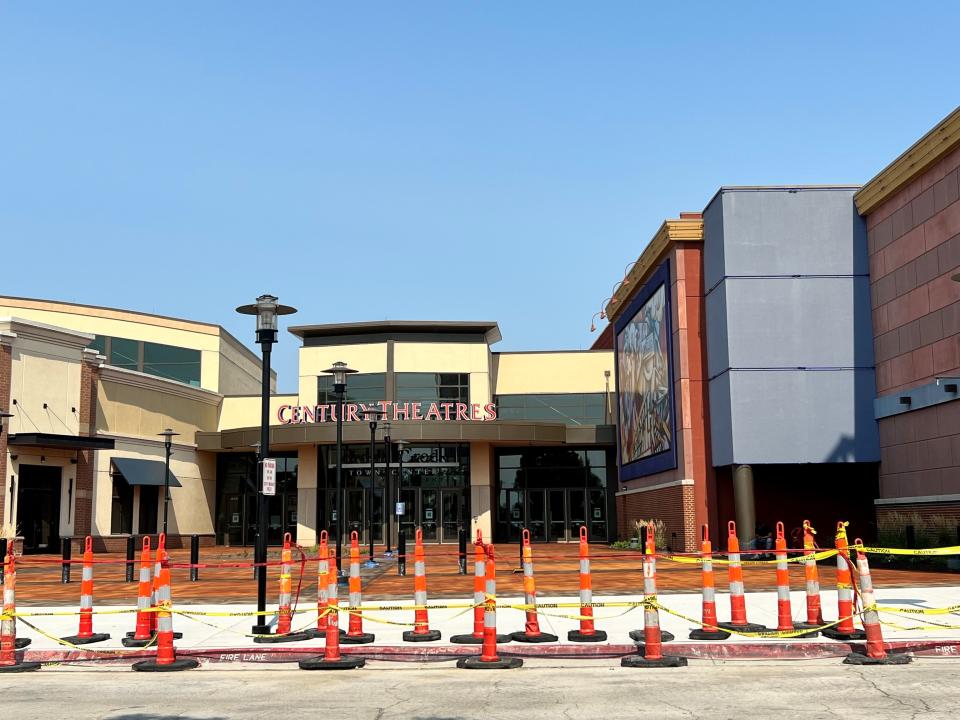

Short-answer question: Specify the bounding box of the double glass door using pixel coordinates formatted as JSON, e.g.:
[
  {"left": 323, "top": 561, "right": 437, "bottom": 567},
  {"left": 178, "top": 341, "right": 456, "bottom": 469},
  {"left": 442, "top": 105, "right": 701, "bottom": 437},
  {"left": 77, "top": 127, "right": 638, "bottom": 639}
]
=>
[
  {"left": 397, "top": 488, "right": 464, "bottom": 543},
  {"left": 499, "top": 488, "right": 605, "bottom": 542},
  {"left": 222, "top": 491, "right": 298, "bottom": 546}
]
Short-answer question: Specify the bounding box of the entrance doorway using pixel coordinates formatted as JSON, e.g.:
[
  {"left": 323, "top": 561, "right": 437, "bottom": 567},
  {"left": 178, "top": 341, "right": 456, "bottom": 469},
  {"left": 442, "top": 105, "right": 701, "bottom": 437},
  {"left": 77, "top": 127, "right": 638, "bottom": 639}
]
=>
[
  {"left": 17, "top": 465, "right": 62, "bottom": 554},
  {"left": 221, "top": 490, "right": 298, "bottom": 547},
  {"left": 397, "top": 488, "right": 465, "bottom": 544},
  {"left": 500, "top": 488, "right": 588, "bottom": 543}
]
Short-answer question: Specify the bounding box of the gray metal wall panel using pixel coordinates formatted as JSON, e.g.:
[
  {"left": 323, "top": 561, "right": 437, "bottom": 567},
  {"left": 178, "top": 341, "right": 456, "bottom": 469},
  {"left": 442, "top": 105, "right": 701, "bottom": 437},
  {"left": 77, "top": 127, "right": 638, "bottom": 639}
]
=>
[{"left": 707, "top": 371, "right": 735, "bottom": 467}]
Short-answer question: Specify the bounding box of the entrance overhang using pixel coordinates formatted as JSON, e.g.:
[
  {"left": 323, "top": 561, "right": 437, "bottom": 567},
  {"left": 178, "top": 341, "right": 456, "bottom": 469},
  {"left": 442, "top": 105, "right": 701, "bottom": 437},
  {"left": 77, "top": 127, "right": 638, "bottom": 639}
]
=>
[
  {"left": 7, "top": 433, "right": 115, "bottom": 451},
  {"left": 197, "top": 421, "right": 615, "bottom": 451}
]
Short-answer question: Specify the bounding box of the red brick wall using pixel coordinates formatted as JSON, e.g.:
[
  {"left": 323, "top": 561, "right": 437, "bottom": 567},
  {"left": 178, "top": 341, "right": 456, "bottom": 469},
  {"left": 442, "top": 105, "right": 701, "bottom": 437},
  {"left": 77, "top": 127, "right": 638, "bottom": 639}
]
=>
[
  {"left": 73, "top": 359, "right": 99, "bottom": 537},
  {"left": 867, "top": 143, "right": 960, "bottom": 507},
  {"left": 0, "top": 343, "right": 11, "bottom": 524},
  {"left": 616, "top": 484, "right": 697, "bottom": 551},
  {"left": 869, "top": 146, "right": 960, "bottom": 395}
]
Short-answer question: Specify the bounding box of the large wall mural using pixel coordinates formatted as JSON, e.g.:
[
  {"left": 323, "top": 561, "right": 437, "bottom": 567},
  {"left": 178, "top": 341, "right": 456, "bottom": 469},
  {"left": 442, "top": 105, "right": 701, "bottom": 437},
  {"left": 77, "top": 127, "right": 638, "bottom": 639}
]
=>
[{"left": 615, "top": 261, "right": 676, "bottom": 478}]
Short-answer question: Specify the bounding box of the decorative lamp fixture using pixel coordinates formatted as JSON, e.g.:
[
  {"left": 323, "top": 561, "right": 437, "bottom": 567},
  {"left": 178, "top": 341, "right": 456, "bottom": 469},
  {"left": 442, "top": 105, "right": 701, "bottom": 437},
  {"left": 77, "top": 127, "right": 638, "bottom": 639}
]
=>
[{"left": 235, "top": 294, "right": 297, "bottom": 344}]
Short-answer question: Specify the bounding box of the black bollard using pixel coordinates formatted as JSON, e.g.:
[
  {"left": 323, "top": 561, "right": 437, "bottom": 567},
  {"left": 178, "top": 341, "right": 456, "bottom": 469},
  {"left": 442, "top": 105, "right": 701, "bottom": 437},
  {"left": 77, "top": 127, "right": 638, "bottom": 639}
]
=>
[
  {"left": 190, "top": 534, "right": 200, "bottom": 582},
  {"left": 458, "top": 528, "right": 467, "bottom": 575},
  {"left": 62, "top": 537, "right": 72, "bottom": 583},
  {"left": 397, "top": 530, "right": 406, "bottom": 576},
  {"left": 0, "top": 538, "right": 6, "bottom": 584},
  {"left": 125, "top": 535, "right": 136, "bottom": 582}
]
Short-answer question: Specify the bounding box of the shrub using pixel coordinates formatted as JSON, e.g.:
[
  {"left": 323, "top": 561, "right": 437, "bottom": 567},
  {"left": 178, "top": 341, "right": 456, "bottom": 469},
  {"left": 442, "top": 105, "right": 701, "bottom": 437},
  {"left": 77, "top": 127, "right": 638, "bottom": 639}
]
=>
[{"left": 634, "top": 518, "right": 668, "bottom": 550}]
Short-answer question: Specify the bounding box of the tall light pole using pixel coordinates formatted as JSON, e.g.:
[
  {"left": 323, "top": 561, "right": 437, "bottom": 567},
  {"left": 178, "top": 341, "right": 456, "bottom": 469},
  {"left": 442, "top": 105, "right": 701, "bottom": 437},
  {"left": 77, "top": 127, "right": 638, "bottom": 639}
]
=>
[
  {"left": 395, "top": 439, "right": 409, "bottom": 535},
  {"left": 157, "top": 428, "right": 179, "bottom": 537},
  {"left": 236, "top": 294, "right": 297, "bottom": 634},
  {"left": 382, "top": 420, "right": 392, "bottom": 556},
  {"left": 323, "top": 361, "right": 356, "bottom": 577},
  {"left": 363, "top": 409, "right": 385, "bottom": 567}
]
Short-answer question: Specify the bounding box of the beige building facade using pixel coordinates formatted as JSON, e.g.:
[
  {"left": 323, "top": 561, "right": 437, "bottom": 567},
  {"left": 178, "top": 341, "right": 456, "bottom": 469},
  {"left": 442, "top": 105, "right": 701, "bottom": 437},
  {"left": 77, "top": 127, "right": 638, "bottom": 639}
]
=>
[{"left": 1, "top": 299, "right": 615, "bottom": 553}]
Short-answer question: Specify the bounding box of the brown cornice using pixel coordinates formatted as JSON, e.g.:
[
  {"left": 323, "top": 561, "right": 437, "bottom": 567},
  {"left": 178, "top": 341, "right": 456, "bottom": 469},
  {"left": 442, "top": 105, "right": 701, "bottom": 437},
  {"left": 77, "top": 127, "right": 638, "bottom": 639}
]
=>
[
  {"left": 604, "top": 216, "right": 703, "bottom": 323},
  {"left": 855, "top": 106, "right": 960, "bottom": 215}
]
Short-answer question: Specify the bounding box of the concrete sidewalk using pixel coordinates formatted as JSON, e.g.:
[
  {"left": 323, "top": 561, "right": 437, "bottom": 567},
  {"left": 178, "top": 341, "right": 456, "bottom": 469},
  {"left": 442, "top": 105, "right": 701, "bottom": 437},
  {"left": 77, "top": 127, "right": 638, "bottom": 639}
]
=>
[{"left": 12, "top": 585, "right": 960, "bottom": 666}]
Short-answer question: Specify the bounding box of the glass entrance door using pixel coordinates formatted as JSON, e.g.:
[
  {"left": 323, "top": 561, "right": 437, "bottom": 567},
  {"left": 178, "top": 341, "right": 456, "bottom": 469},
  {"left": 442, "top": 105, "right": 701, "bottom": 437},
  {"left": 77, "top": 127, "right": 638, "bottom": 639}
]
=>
[
  {"left": 346, "top": 489, "right": 365, "bottom": 544},
  {"left": 548, "top": 490, "right": 567, "bottom": 541},
  {"left": 395, "top": 487, "right": 465, "bottom": 544},
  {"left": 440, "top": 490, "right": 462, "bottom": 544}
]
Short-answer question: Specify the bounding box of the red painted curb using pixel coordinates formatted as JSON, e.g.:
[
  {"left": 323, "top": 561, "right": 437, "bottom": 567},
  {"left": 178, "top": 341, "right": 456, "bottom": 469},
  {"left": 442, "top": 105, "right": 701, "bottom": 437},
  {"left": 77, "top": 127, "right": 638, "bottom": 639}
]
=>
[{"left": 22, "top": 639, "right": 960, "bottom": 666}]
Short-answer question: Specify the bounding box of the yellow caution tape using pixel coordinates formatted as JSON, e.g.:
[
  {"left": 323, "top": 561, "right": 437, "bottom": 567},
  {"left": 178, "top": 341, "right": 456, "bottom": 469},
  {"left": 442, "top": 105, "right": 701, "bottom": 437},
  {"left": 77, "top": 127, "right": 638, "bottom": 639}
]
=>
[
  {"left": 856, "top": 545, "right": 960, "bottom": 557},
  {"left": 15, "top": 616, "right": 157, "bottom": 655},
  {"left": 662, "top": 549, "right": 838, "bottom": 566},
  {"left": 874, "top": 604, "right": 960, "bottom": 616},
  {"left": 648, "top": 599, "right": 856, "bottom": 639}
]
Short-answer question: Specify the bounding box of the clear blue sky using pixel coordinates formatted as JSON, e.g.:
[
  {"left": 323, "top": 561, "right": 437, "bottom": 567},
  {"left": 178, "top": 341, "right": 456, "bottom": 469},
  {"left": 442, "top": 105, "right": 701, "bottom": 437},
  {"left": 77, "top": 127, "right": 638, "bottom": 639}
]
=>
[{"left": 2, "top": 2, "right": 957, "bottom": 391}]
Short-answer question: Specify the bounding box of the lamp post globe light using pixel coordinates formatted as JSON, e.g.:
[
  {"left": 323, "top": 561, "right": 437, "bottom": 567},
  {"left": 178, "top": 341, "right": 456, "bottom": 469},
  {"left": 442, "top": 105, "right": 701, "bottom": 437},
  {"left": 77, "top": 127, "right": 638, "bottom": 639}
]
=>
[
  {"left": 236, "top": 294, "right": 297, "bottom": 635},
  {"left": 382, "top": 420, "right": 392, "bottom": 556},
  {"left": 363, "top": 409, "right": 386, "bottom": 568},
  {"left": 322, "top": 361, "right": 357, "bottom": 578},
  {"left": 157, "top": 428, "right": 179, "bottom": 537}
]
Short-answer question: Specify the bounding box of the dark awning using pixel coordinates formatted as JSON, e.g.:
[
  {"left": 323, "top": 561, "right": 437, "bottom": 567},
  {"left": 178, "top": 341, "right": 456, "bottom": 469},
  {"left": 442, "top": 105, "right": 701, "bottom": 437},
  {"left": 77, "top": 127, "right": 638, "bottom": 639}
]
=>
[
  {"left": 111, "top": 458, "right": 182, "bottom": 487},
  {"left": 8, "top": 433, "right": 115, "bottom": 451}
]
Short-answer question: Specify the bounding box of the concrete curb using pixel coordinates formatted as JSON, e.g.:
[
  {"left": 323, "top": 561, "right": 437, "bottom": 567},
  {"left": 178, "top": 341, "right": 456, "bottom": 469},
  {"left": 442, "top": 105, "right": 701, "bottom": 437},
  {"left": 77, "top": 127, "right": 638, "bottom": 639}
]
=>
[{"left": 23, "top": 639, "right": 960, "bottom": 666}]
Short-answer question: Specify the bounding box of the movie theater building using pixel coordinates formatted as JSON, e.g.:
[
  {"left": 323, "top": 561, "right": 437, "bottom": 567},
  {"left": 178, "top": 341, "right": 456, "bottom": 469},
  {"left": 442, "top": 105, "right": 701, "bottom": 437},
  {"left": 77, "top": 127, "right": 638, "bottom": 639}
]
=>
[
  {"left": 1, "top": 297, "right": 616, "bottom": 552},
  {"left": 597, "top": 188, "right": 881, "bottom": 551}
]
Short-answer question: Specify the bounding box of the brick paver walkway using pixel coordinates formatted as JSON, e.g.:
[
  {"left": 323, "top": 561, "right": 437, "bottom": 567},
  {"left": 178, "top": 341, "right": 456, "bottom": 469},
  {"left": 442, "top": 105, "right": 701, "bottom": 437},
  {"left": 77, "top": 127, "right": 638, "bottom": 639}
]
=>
[{"left": 12, "top": 543, "right": 959, "bottom": 606}]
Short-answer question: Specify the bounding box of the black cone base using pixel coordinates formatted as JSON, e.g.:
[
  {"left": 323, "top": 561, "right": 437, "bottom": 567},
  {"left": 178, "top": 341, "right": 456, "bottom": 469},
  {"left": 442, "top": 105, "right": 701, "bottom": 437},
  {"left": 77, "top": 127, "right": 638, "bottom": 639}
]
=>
[
  {"left": 629, "top": 630, "right": 675, "bottom": 643},
  {"left": 689, "top": 628, "right": 731, "bottom": 640},
  {"left": 510, "top": 631, "right": 559, "bottom": 643},
  {"left": 621, "top": 654, "right": 687, "bottom": 668},
  {"left": 61, "top": 633, "right": 111, "bottom": 645},
  {"left": 402, "top": 629, "right": 442, "bottom": 642},
  {"left": 15, "top": 638, "right": 31, "bottom": 649},
  {"left": 299, "top": 656, "right": 365, "bottom": 670},
  {"left": 125, "top": 631, "right": 181, "bottom": 639},
  {"left": 821, "top": 627, "right": 867, "bottom": 641},
  {"left": 302, "top": 628, "right": 346, "bottom": 640},
  {"left": 843, "top": 652, "right": 911, "bottom": 665},
  {"left": 783, "top": 628, "right": 820, "bottom": 639},
  {"left": 132, "top": 658, "right": 199, "bottom": 672},
  {"left": 340, "top": 632, "right": 376, "bottom": 645},
  {"left": 792, "top": 621, "right": 823, "bottom": 631},
  {"left": 0, "top": 661, "right": 41, "bottom": 673},
  {"left": 568, "top": 629, "right": 608, "bottom": 643},
  {"left": 122, "top": 636, "right": 155, "bottom": 648},
  {"left": 717, "top": 622, "right": 768, "bottom": 633},
  {"left": 449, "top": 633, "right": 512, "bottom": 644},
  {"left": 254, "top": 631, "right": 311, "bottom": 644},
  {"left": 456, "top": 656, "right": 523, "bottom": 669}
]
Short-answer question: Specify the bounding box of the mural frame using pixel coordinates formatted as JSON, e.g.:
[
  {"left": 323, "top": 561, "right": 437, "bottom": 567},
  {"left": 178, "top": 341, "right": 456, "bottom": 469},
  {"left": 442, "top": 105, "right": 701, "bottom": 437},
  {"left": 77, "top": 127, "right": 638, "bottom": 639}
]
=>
[{"left": 614, "top": 260, "right": 678, "bottom": 481}]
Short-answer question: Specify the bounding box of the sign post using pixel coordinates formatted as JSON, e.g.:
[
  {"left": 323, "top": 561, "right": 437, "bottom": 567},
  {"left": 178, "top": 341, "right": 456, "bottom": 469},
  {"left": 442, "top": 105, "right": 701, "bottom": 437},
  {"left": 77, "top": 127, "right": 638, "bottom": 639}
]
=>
[{"left": 263, "top": 458, "right": 277, "bottom": 496}]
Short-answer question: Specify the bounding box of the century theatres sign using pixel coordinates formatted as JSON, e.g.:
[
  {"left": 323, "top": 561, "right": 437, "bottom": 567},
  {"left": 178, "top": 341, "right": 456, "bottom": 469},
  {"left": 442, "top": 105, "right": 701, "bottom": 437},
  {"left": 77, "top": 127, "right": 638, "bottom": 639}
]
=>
[{"left": 277, "top": 401, "right": 498, "bottom": 425}]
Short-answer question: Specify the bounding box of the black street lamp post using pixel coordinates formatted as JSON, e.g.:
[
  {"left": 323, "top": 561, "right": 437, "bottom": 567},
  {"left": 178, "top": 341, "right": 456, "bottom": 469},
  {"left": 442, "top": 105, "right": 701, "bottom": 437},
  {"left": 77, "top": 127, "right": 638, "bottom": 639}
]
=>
[
  {"left": 363, "top": 409, "right": 385, "bottom": 567},
  {"left": 323, "top": 361, "right": 356, "bottom": 577},
  {"left": 236, "top": 294, "right": 297, "bottom": 634},
  {"left": 157, "top": 428, "right": 179, "bottom": 537},
  {"left": 382, "top": 420, "right": 392, "bottom": 555}
]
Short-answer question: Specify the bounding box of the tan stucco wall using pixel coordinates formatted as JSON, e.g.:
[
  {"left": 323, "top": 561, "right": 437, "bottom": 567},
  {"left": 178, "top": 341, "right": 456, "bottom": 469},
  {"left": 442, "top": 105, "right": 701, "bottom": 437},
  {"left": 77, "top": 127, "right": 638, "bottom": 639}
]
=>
[
  {"left": 492, "top": 351, "right": 613, "bottom": 395},
  {"left": 469, "top": 442, "right": 493, "bottom": 541},
  {"left": 218, "top": 336, "right": 270, "bottom": 395},
  {"left": 97, "top": 377, "right": 219, "bottom": 440},
  {"left": 296, "top": 445, "right": 318, "bottom": 546},
  {"left": 7, "top": 335, "right": 83, "bottom": 436},
  {"left": 93, "top": 439, "right": 215, "bottom": 537},
  {"left": 298, "top": 344, "right": 388, "bottom": 406},
  {"left": 217, "top": 395, "right": 298, "bottom": 431}
]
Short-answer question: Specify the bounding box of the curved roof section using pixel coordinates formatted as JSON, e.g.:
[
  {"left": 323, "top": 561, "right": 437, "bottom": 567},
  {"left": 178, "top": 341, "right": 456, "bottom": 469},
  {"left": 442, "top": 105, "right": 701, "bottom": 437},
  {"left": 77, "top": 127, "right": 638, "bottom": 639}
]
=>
[{"left": 289, "top": 320, "right": 502, "bottom": 345}]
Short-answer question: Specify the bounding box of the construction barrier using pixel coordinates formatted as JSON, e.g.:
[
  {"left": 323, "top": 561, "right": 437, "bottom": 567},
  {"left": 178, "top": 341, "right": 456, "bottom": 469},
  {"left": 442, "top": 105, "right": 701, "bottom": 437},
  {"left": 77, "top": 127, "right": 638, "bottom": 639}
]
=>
[
  {"left": 622, "top": 521, "right": 686, "bottom": 668},
  {"left": 457, "top": 542, "right": 522, "bottom": 669},
  {"left": 844, "top": 539, "right": 911, "bottom": 666},
  {"left": 60, "top": 536, "right": 110, "bottom": 645},
  {"left": 450, "top": 531, "right": 510, "bottom": 645},
  {"left": 568, "top": 525, "right": 607, "bottom": 642},
  {"left": 123, "top": 536, "right": 155, "bottom": 648},
  {"left": 821, "top": 522, "right": 866, "bottom": 641},
  {"left": 717, "top": 521, "right": 767, "bottom": 633},
  {"left": 299, "top": 547, "right": 365, "bottom": 670},
  {"left": 342, "top": 531, "right": 374, "bottom": 644},
  {"left": 0, "top": 545, "right": 40, "bottom": 672},
  {"left": 255, "top": 532, "right": 309, "bottom": 644},
  {"left": 689, "top": 524, "right": 730, "bottom": 640},
  {"left": 132, "top": 542, "right": 198, "bottom": 672},
  {"left": 511, "top": 529, "right": 558, "bottom": 643},
  {"left": 794, "top": 520, "right": 823, "bottom": 631},
  {"left": 773, "top": 522, "right": 816, "bottom": 639},
  {"left": 306, "top": 530, "right": 338, "bottom": 641},
  {"left": 403, "top": 528, "right": 441, "bottom": 642}
]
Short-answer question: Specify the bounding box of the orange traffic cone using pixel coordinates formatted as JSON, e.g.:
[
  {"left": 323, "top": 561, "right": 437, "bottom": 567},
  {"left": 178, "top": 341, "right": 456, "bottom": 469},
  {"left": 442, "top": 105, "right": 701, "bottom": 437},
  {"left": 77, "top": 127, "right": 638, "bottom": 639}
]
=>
[
  {"left": 844, "top": 538, "right": 910, "bottom": 665},
  {"left": 794, "top": 520, "right": 824, "bottom": 632},
  {"left": 123, "top": 536, "right": 155, "bottom": 647},
  {"left": 717, "top": 521, "right": 767, "bottom": 633},
  {"left": 689, "top": 524, "right": 731, "bottom": 640},
  {"left": 341, "top": 531, "right": 374, "bottom": 644},
  {"left": 61, "top": 536, "right": 110, "bottom": 645},
  {"left": 622, "top": 521, "right": 686, "bottom": 668},
  {"left": 457, "top": 543, "right": 522, "bottom": 669},
  {"left": 299, "top": 547, "right": 365, "bottom": 670},
  {"left": 256, "top": 532, "right": 309, "bottom": 643},
  {"left": 0, "top": 545, "right": 40, "bottom": 673},
  {"left": 450, "top": 531, "right": 511, "bottom": 645},
  {"left": 403, "top": 528, "right": 441, "bottom": 642},
  {"left": 510, "top": 530, "right": 557, "bottom": 643},
  {"left": 821, "top": 521, "right": 866, "bottom": 641},
  {"left": 132, "top": 544, "right": 198, "bottom": 671},
  {"left": 568, "top": 525, "right": 607, "bottom": 642}
]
